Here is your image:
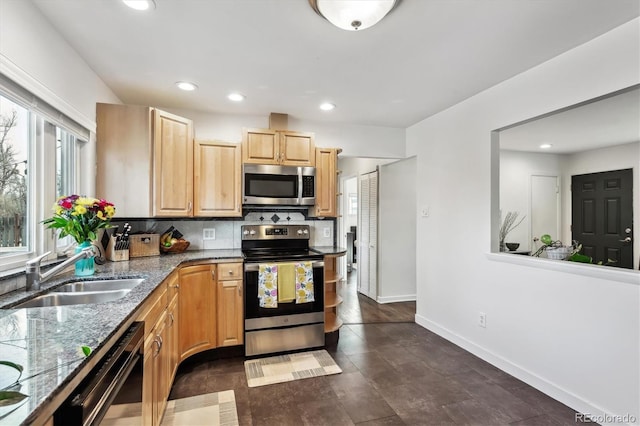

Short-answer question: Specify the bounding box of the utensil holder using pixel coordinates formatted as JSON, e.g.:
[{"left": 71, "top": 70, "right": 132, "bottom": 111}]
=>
[{"left": 106, "top": 235, "right": 130, "bottom": 262}]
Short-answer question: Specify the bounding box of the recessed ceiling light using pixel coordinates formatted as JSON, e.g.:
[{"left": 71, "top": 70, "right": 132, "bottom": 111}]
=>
[
  {"left": 227, "top": 93, "right": 245, "bottom": 102},
  {"left": 122, "top": 0, "right": 155, "bottom": 11},
  {"left": 176, "top": 81, "right": 197, "bottom": 91},
  {"left": 320, "top": 102, "right": 335, "bottom": 111},
  {"left": 539, "top": 143, "right": 553, "bottom": 149}
]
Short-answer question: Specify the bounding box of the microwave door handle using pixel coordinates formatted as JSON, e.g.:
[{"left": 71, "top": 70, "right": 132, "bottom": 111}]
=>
[{"left": 298, "top": 168, "right": 303, "bottom": 203}]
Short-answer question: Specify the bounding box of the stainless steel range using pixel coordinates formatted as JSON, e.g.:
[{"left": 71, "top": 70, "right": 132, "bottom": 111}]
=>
[{"left": 242, "top": 224, "right": 325, "bottom": 356}]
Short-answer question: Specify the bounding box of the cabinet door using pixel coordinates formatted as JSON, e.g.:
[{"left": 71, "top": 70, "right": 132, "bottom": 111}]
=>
[
  {"left": 217, "top": 279, "right": 243, "bottom": 347},
  {"left": 242, "top": 128, "right": 279, "bottom": 164},
  {"left": 153, "top": 109, "right": 194, "bottom": 217},
  {"left": 310, "top": 147, "right": 338, "bottom": 217},
  {"left": 142, "top": 333, "right": 155, "bottom": 425},
  {"left": 178, "top": 265, "right": 217, "bottom": 359},
  {"left": 194, "top": 140, "right": 242, "bottom": 217},
  {"left": 279, "top": 131, "right": 315, "bottom": 166},
  {"left": 167, "top": 295, "right": 179, "bottom": 384},
  {"left": 153, "top": 312, "right": 169, "bottom": 425}
]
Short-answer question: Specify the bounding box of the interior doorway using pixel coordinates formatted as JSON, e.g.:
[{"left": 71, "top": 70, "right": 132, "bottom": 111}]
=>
[{"left": 572, "top": 168, "right": 634, "bottom": 269}]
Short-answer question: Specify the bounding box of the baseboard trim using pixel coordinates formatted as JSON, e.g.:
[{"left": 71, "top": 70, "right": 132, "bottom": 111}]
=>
[
  {"left": 376, "top": 294, "right": 416, "bottom": 304},
  {"left": 414, "top": 313, "right": 634, "bottom": 426}
]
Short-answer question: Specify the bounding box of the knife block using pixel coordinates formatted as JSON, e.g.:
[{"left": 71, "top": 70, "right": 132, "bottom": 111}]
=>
[{"left": 106, "top": 235, "right": 130, "bottom": 262}]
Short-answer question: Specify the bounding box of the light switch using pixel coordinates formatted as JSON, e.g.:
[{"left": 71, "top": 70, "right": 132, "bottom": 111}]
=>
[{"left": 421, "top": 206, "right": 429, "bottom": 217}]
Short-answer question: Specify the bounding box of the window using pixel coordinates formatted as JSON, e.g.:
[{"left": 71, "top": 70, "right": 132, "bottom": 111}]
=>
[
  {"left": 0, "top": 86, "right": 85, "bottom": 273},
  {"left": 0, "top": 96, "right": 29, "bottom": 261}
]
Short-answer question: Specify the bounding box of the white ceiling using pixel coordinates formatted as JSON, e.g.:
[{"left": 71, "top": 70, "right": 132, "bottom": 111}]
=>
[
  {"left": 500, "top": 86, "right": 640, "bottom": 154},
  {"left": 32, "top": 0, "right": 640, "bottom": 129}
]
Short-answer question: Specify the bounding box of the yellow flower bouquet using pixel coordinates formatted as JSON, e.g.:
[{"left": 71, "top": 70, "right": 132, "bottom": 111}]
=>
[{"left": 43, "top": 195, "right": 116, "bottom": 244}]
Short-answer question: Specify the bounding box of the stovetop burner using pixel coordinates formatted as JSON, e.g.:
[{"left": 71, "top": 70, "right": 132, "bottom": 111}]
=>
[
  {"left": 241, "top": 224, "right": 323, "bottom": 262},
  {"left": 242, "top": 248, "right": 323, "bottom": 262}
]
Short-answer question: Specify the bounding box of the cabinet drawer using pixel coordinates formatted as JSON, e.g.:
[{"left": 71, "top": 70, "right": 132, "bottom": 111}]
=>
[
  {"left": 217, "top": 263, "right": 243, "bottom": 281},
  {"left": 138, "top": 286, "right": 167, "bottom": 335}
]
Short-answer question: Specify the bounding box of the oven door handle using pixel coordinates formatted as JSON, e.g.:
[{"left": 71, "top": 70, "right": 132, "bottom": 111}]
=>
[{"left": 244, "top": 260, "right": 324, "bottom": 272}]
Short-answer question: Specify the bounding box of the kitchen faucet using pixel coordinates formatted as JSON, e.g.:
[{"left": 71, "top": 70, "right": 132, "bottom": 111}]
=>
[{"left": 25, "top": 246, "right": 96, "bottom": 291}]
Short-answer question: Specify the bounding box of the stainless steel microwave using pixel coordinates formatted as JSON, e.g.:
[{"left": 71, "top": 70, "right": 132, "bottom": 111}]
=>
[{"left": 242, "top": 164, "right": 316, "bottom": 206}]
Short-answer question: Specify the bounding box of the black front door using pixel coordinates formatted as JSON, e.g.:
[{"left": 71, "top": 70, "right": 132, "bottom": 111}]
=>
[{"left": 572, "top": 168, "right": 633, "bottom": 269}]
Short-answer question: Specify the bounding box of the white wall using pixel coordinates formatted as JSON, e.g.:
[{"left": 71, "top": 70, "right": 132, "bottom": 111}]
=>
[
  {"left": 0, "top": 0, "right": 121, "bottom": 129},
  {"left": 407, "top": 18, "right": 640, "bottom": 425},
  {"left": 1, "top": 0, "right": 120, "bottom": 197},
  {"left": 562, "top": 142, "right": 639, "bottom": 268},
  {"left": 378, "top": 157, "right": 417, "bottom": 303},
  {"left": 500, "top": 150, "right": 563, "bottom": 251}
]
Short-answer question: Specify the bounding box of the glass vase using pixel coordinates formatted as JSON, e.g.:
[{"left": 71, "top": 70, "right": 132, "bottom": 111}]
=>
[{"left": 75, "top": 240, "right": 95, "bottom": 276}]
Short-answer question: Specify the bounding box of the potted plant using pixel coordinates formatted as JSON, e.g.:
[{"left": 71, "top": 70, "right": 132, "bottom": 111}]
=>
[
  {"left": 498, "top": 211, "right": 525, "bottom": 252},
  {"left": 43, "top": 195, "right": 115, "bottom": 276}
]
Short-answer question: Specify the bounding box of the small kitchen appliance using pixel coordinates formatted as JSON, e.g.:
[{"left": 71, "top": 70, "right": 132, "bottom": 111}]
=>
[{"left": 242, "top": 164, "right": 315, "bottom": 206}]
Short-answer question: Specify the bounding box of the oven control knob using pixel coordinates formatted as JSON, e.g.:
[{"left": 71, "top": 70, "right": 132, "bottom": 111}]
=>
[
  {"left": 249, "top": 230, "right": 256, "bottom": 236},
  {"left": 297, "top": 230, "right": 303, "bottom": 235},
  {"left": 303, "top": 229, "right": 309, "bottom": 235},
  {"left": 243, "top": 230, "right": 249, "bottom": 236}
]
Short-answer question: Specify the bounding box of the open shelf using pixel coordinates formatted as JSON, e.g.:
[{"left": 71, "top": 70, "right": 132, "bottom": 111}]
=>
[
  {"left": 325, "top": 272, "right": 343, "bottom": 284},
  {"left": 325, "top": 312, "right": 343, "bottom": 333},
  {"left": 324, "top": 293, "right": 343, "bottom": 309}
]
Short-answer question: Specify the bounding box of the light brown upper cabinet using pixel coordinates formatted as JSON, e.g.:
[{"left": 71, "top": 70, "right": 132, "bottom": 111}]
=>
[
  {"left": 154, "top": 110, "right": 194, "bottom": 216},
  {"left": 194, "top": 140, "right": 242, "bottom": 217},
  {"left": 242, "top": 128, "right": 315, "bottom": 166},
  {"left": 309, "top": 147, "right": 340, "bottom": 217},
  {"left": 97, "top": 104, "right": 242, "bottom": 218},
  {"left": 97, "top": 103, "right": 194, "bottom": 217}
]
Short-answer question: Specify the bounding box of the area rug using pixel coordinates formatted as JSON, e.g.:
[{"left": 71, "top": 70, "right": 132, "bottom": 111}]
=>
[
  {"left": 244, "top": 349, "right": 342, "bottom": 388},
  {"left": 161, "top": 390, "right": 239, "bottom": 426}
]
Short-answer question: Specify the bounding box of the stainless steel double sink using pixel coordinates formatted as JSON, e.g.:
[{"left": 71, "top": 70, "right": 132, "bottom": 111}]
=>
[{"left": 9, "top": 278, "right": 144, "bottom": 309}]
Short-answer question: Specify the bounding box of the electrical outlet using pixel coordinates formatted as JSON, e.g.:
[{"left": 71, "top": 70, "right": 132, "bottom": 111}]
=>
[
  {"left": 478, "top": 312, "right": 487, "bottom": 328},
  {"left": 203, "top": 228, "right": 216, "bottom": 240},
  {"left": 323, "top": 227, "right": 331, "bottom": 238}
]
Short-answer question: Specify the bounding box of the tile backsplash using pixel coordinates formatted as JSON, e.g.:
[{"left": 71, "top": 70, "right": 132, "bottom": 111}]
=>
[
  {"left": 0, "top": 212, "right": 336, "bottom": 296},
  {"left": 112, "top": 212, "right": 335, "bottom": 251}
]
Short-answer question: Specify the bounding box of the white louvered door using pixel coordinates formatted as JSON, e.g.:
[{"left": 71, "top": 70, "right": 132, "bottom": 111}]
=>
[{"left": 357, "top": 170, "right": 378, "bottom": 300}]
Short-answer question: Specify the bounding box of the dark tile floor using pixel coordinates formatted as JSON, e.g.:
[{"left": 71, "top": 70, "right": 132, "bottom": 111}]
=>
[{"left": 169, "top": 272, "right": 585, "bottom": 425}]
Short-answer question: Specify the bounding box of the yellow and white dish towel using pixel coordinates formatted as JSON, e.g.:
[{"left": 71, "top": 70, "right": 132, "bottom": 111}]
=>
[
  {"left": 258, "top": 264, "right": 278, "bottom": 308},
  {"left": 277, "top": 263, "right": 296, "bottom": 303},
  {"left": 295, "top": 261, "right": 314, "bottom": 304}
]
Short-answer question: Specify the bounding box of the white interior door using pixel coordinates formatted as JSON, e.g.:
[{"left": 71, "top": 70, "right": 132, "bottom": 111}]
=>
[
  {"left": 530, "top": 175, "right": 560, "bottom": 248},
  {"left": 357, "top": 170, "right": 378, "bottom": 300}
]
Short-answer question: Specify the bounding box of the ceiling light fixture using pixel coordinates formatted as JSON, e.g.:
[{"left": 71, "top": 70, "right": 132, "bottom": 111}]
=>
[
  {"left": 122, "top": 0, "right": 156, "bottom": 11},
  {"left": 320, "top": 102, "right": 336, "bottom": 111},
  {"left": 309, "top": 0, "right": 398, "bottom": 31},
  {"left": 228, "top": 93, "right": 246, "bottom": 102},
  {"left": 539, "top": 143, "right": 553, "bottom": 149},
  {"left": 176, "top": 81, "right": 197, "bottom": 91}
]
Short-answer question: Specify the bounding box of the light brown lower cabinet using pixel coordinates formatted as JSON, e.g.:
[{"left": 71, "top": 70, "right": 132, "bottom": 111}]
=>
[
  {"left": 178, "top": 264, "right": 217, "bottom": 360},
  {"left": 140, "top": 280, "right": 170, "bottom": 426},
  {"left": 139, "top": 262, "right": 242, "bottom": 425},
  {"left": 217, "top": 280, "right": 243, "bottom": 346}
]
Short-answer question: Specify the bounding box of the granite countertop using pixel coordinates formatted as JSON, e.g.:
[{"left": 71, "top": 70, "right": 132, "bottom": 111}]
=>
[{"left": 0, "top": 249, "right": 242, "bottom": 425}]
